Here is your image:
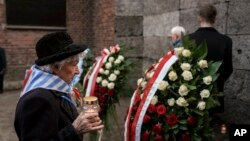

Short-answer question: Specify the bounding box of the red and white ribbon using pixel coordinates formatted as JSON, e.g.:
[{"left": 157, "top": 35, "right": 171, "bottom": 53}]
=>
[
  {"left": 84, "top": 45, "right": 120, "bottom": 97},
  {"left": 124, "top": 51, "right": 178, "bottom": 141}
]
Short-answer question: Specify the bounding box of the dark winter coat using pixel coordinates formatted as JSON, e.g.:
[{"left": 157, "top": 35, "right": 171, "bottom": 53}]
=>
[
  {"left": 14, "top": 88, "right": 82, "bottom": 141},
  {"left": 189, "top": 27, "right": 233, "bottom": 113}
]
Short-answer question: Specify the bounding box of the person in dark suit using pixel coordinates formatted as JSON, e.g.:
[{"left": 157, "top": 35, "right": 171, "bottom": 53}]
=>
[
  {"left": 14, "top": 32, "right": 103, "bottom": 141},
  {"left": 189, "top": 4, "right": 233, "bottom": 113},
  {"left": 0, "top": 47, "right": 6, "bottom": 93}
]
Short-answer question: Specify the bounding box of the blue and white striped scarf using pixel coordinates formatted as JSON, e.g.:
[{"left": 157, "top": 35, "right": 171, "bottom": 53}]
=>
[{"left": 20, "top": 65, "right": 72, "bottom": 98}]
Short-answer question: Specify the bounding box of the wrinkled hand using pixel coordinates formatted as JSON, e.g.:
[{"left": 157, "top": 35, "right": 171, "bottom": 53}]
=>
[{"left": 72, "top": 112, "right": 104, "bottom": 134}]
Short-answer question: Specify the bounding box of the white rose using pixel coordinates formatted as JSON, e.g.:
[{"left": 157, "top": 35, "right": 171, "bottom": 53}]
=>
[
  {"left": 96, "top": 77, "right": 102, "bottom": 83},
  {"left": 197, "top": 101, "right": 206, "bottom": 110},
  {"left": 168, "top": 71, "right": 178, "bottom": 81},
  {"left": 101, "top": 79, "right": 108, "bottom": 87},
  {"left": 99, "top": 68, "right": 104, "bottom": 74},
  {"left": 107, "top": 82, "right": 115, "bottom": 89},
  {"left": 203, "top": 76, "right": 212, "bottom": 85},
  {"left": 105, "top": 62, "right": 112, "bottom": 69},
  {"left": 167, "top": 98, "right": 175, "bottom": 106},
  {"left": 174, "top": 47, "right": 184, "bottom": 56},
  {"left": 114, "top": 59, "right": 121, "bottom": 65},
  {"left": 182, "top": 49, "right": 191, "bottom": 57},
  {"left": 146, "top": 71, "right": 154, "bottom": 80},
  {"left": 104, "top": 70, "right": 110, "bottom": 75},
  {"left": 108, "top": 73, "right": 117, "bottom": 81},
  {"left": 180, "top": 63, "right": 191, "bottom": 71},
  {"left": 200, "top": 89, "right": 210, "bottom": 98},
  {"left": 198, "top": 60, "right": 208, "bottom": 69},
  {"left": 178, "top": 84, "right": 189, "bottom": 96},
  {"left": 150, "top": 96, "right": 158, "bottom": 105},
  {"left": 141, "top": 81, "right": 147, "bottom": 89},
  {"left": 118, "top": 55, "right": 124, "bottom": 61},
  {"left": 181, "top": 70, "right": 193, "bottom": 81},
  {"left": 176, "top": 97, "right": 189, "bottom": 107},
  {"left": 158, "top": 80, "right": 169, "bottom": 91},
  {"left": 114, "top": 70, "right": 120, "bottom": 75},
  {"left": 137, "top": 78, "right": 143, "bottom": 86},
  {"left": 108, "top": 57, "right": 115, "bottom": 62}
]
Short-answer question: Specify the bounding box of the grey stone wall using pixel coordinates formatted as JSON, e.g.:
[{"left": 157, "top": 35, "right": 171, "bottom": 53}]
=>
[
  {"left": 115, "top": 0, "right": 144, "bottom": 92},
  {"left": 115, "top": 0, "right": 250, "bottom": 124}
]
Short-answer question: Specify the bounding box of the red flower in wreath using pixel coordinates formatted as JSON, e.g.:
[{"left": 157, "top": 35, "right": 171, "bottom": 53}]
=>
[
  {"left": 143, "top": 114, "right": 151, "bottom": 123},
  {"left": 152, "top": 123, "right": 162, "bottom": 134},
  {"left": 154, "top": 134, "right": 164, "bottom": 141},
  {"left": 141, "top": 131, "right": 150, "bottom": 141},
  {"left": 187, "top": 116, "right": 196, "bottom": 126},
  {"left": 181, "top": 132, "right": 191, "bottom": 141},
  {"left": 156, "top": 104, "right": 167, "bottom": 116},
  {"left": 147, "top": 104, "right": 156, "bottom": 114},
  {"left": 107, "top": 89, "right": 114, "bottom": 96},
  {"left": 166, "top": 114, "right": 179, "bottom": 127}
]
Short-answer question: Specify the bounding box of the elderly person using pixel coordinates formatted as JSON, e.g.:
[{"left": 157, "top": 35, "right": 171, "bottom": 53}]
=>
[
  {"left": 14, "top": 32, "right": 103, "bottom": 141},
  {"left": 169, "top": 26, "right": 186, "bottom": 48}
]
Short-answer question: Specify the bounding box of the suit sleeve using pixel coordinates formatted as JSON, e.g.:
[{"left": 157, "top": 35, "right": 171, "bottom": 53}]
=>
[
  {"left": 18, "top": 96, "right": 80, "bottom": 141},
  {"left": 221, "top": 37, "right": 233, "bottom": 81}
]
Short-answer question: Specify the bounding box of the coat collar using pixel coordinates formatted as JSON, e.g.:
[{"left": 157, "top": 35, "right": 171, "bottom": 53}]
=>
[{"left": 196, "top": 27, "right": 218, "bottom": 33}]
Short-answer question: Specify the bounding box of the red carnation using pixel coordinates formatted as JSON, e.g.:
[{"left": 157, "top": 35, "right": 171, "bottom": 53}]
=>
[
  {"left": 98, "top": 95, "right": 107, "bottom": 103},
  {"left": 143, "top": 114, "right": 151, "bottom": 123},
  {"left": 154, "top": 134, "right": 164, "bottom": 141},
  {"left": 147, "top": 104, "right": 156, "bottom": 113},
  {"left": 181, "top": 133, "right": 191, "bottom": 141},
  {"left": 99, "top": 87, "right": 107, "bottom": 94},
  {"left": 72, "top": 87, "right": 81, "bottom": 100},
  {"left": 107, "top": 89, "right": 114, "bottom": 96},
  {"left": 141, "top": 130, "right": 150, "bottom": 141},
  {"left": 156, "top": 104, "right": 167, "bottom": 116},
  {"left": 152, "top": 123, "right": 162, "bottom": 133},
  {"left": 166, "top": 114, "right": 179, "bottom": 127},
  {"left": 95, "top": 84, "right": 99, "bottom": 92},
  {"left": 187, "top": 116, "right": 196, "bottom": 126}
]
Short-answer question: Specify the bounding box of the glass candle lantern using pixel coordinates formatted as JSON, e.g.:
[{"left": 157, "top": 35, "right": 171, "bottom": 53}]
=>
[
  {"left": 82, "top": 96, "right": 100, "bottom": 113},
  {"left": 220, "top": 124, "right": 227, "bottom": 134}
]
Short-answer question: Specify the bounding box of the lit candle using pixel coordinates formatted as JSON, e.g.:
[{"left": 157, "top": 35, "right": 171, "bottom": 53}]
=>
[
  {"left": 82, "top": 96, "right": 100, "bottom": 113},
  {"left": 220, "top": 124, "right": 227, "bottom": 134}
]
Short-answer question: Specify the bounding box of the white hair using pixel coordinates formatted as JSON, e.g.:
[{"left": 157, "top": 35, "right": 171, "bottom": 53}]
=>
[
  {"left": 39, "top": 52, "right": 85, "bottom": 73},
  {"left": 171, "top": 26, "right": 186, "bottom": 37}
]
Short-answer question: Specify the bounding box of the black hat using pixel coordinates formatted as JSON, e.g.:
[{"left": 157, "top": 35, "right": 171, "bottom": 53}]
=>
[{"left": 35, "top": 32, "right": 87, "bottom": 66}]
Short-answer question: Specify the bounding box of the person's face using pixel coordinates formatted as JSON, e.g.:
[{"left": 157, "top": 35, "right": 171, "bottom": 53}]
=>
[
  {"left": 171, "top": 34, "right": 178, "bottom": 43},
  {"left": 53, "top": 56, "right": 80, "bottom": 84}
]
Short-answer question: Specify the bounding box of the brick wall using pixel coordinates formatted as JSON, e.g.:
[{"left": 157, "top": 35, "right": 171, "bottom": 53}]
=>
[
  {"left": 0, "top": 0, "right": 115, "bottom": 90},
  {"left": 92, "top": 0, "right": 115, "bottom": 53},
  {"left": 0, "top": 2, "right": 50, "bottom": 89}
]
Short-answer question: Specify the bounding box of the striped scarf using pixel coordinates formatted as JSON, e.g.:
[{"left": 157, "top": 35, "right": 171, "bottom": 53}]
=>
[{"left": 20, "top": 65, "right": 71, "bottom": 98}]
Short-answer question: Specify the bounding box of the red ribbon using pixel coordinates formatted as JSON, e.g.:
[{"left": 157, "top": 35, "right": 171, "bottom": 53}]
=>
[
  {"left": 83, "top": 45, "right": 120, "bottom": 97},
  {"left": 22, "top": 69, "right": 32, "bottom": 90},
  {"left": 126, "top": 51, "right": 175, "bottom": 141}
]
